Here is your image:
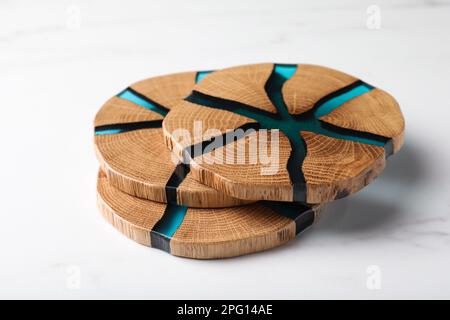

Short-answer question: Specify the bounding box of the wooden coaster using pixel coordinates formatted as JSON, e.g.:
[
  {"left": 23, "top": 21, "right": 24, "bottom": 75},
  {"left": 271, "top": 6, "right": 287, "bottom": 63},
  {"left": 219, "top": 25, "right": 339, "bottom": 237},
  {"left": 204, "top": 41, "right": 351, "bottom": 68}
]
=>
[
  {"left": 163, "top": 63, "right": 405, "bottom": 204},
  {"left": 97, "top": 171, "right": 321, "bottom": 259},
  {"left": 94, "top": 71, "right": 249, "bottom": 208}
]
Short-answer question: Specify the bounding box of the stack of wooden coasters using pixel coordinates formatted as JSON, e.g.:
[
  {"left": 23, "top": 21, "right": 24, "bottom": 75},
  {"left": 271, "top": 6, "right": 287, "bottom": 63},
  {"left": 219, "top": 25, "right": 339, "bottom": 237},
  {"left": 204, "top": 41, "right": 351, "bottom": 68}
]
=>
[{"left": 94, "top": 63, "right": 405, "bottom": 259}]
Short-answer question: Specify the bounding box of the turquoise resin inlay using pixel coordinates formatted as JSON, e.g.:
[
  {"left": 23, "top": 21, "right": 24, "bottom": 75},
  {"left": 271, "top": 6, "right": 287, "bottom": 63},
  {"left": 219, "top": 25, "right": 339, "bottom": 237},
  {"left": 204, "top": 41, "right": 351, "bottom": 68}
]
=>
[
  {"left": 314, "top": 84, "right": 372, "bottom": 118},
  {"left": 152, "top": 205, "right": 188, "bottom": 238},
  {"left": 118, "top": 89, "right": 168, "bottom": 116},
  {"left": 195, "top": 70, "right": 213, "bottom": 83},
  {"left": 95, "top": 128, "right": 123, "bottom": 135}
]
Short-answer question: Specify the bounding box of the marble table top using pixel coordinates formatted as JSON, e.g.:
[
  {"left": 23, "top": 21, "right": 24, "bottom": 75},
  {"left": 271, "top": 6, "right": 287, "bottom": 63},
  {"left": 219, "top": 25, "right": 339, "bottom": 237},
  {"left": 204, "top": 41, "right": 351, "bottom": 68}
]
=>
[{"left": 1, "top": 0, "right": 449, "bottom": 299}]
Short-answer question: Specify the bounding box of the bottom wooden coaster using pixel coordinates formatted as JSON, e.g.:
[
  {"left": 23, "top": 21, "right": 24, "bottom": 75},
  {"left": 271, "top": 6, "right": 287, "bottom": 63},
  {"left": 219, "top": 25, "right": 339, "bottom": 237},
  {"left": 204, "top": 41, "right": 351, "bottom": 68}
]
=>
[{"left": 97, "top": 171, "right": 322, "bottom": 259}]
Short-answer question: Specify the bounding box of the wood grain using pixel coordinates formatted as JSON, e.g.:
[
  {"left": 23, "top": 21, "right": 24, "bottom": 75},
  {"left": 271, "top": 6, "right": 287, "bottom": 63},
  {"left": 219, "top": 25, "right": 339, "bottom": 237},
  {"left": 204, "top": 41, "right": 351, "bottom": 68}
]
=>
[
  {"left": 193, "top": 63, "right": 277, "bottom": 113},
  {"left": 97, "top": 170, "right": 320, "bottom": 259},
  {"left": 94, "top": 96, "right": 163, "bottom": 126},
  {"left": 184, "top": 131, "right": 295, "bottom": 202},
  {"left": 283, "top": 64, "right": 357, "bottom": 115},
  {"left": 97, "top": 170, "right": 161, "bottom": 246},
  {"left": 320, "top": 88, "right": 405, "bottom": 153},
  {"left": 130, "top": 71, "right": 197, "bottom": 110},
  {"left": 95, "top": 128, "right": 172, "bottom": 202},
  {"left": 300, "top": 131, "right": 386, "bottom": 203}
]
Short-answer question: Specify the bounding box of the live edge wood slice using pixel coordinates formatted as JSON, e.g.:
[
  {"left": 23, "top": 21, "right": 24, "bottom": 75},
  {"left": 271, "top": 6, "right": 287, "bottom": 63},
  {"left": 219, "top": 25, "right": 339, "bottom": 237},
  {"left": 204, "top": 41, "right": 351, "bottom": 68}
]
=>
[
  {"left": 97, "top": 171, "right": 321, "bottom": 259},
  {"left": 163, "top": 63, "right": 405, "bottom": 204},
  {"left": 94, "top": 71, "right": 249, "bottom": 208}
]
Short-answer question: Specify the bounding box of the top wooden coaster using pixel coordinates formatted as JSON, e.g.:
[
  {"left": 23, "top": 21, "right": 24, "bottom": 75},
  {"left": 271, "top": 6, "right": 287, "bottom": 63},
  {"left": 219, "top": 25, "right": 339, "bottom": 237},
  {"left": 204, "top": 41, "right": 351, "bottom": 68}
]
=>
[
  {"left": 94, "top": 71, "right": 248, "bottom": 208},
  {"left": 163, "top": 63, "right": 405, "bottom": 204}
]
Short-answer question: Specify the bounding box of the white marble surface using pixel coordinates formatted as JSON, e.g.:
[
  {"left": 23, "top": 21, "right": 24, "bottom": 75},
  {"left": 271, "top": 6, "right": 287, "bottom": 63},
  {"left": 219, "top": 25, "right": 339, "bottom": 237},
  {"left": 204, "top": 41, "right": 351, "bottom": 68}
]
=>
[{"left": 1, "top": 0, "right": 450, "bottom": 299}]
